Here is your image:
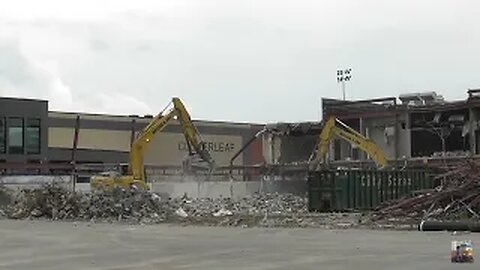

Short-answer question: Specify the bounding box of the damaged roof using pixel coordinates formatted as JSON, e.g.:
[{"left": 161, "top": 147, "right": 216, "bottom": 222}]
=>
[
  {"left": 322, "top": 91, "right": 480, "bottom": 118},
  {"left": 265, "top": 121, "right": 323, "bottom": 136}
]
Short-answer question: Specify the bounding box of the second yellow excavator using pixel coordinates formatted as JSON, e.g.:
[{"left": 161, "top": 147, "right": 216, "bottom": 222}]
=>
[
  {"left": 310, "top": 116, "right": 388, "bottom": 170},
  {"left": 90, "top": 97, "right": 215, "bottom": 190}
]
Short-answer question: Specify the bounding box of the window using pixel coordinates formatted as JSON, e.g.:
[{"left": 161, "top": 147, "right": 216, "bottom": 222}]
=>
[
  {"left": 0, "top": 117, "right": 5, "bottom": 154},
  {"left": 8, "top": 117, "right": 24, "bottom": 154},
  {"left": 26, "top": 119, "right": 41, "bottom": 154}
]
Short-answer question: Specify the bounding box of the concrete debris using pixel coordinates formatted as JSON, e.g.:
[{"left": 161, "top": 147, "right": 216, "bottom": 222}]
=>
[
  {"left": 6, "top": 185, "right": 169, "bottom": 223},
  {"left": 0, "top": 184, "right": 401, "bottom": 229},
  {"left": 175, "top": 207, "right": 188, "bottom": 218},
  {"left": 213, "top": 208, "right": 233, "bottom": 217},
  {"left": 0, "top": 187, "right": 12, "bottom": 205},
  {"left": 0, "top": 187, "right": 14, "bottom": 219},
  {"left": 169, "top": 193, "right": 308, "bottom": 218}
]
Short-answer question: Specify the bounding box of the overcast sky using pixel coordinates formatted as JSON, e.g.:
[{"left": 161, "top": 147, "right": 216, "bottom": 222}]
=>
[{"left": 1, "top": 0, "right": 479, "bottom": 123}]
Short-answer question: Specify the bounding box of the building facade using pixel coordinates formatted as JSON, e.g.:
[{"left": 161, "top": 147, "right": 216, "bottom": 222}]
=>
[
  {"left": 0, "top": 97, "right": 48, "bottom": 167},
  {"left": 0, "top": 97, "right": 265, "bottom": 174},
  {"left": 48, "top": 111, "right": 264, "bottom": 167}
]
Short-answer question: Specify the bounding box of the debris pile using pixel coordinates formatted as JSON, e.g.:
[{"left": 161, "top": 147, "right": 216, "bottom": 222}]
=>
[
  {"left": 8, "top": 185, "right": 82, "bottom": 219},
  {"left": 373, "top": 161, "right": 480, "bottom": 222},
  {"left": 3, "top": 184, "right": 310, "bottom": 226},
  {"left": 170, "top": 193, "right": 308, "bottom": 218},
  {"left": 6, "top": 185, "right": 168, "bottom": 223},
  {"left": 0, "top": 186, "right": 13, "bottom": 218},
  {"left": 166, "top": 193, "right": 311, "bottom": 227},
  {"left": 2, "top": 184, "right": 364, "bottom": 228}
]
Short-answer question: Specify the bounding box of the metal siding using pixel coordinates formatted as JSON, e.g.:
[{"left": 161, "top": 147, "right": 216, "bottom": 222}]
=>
[
  {"left": 50, "top": 128, "right": 131, "bottom": 152},
  {"left": 49, "top": 116, "right": 255, "bottom": 138},
  {"left": 48, "top": 113, "right": 257, "bottom": 167},
  {"left": 48, "top": 128, "right": 75, "bottom": 148},
  {"left": 49, "top": 148, "right": 128, "bottom": 163},
  {"left": 77, "top": 129, "right": 131, "bottom": 152},
  {"left": 49, "top": 112, "right": 256, "bottom": 133},
  {"left": 49, "top": 131, "right": 243, "bottom": 167}
]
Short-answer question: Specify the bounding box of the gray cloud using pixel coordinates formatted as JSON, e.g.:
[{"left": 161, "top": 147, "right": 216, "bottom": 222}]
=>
[
  {"left": 0, "top": 39, "right": 73, "bottom": 107},
  {"left": 90, "top": 38, "right": 110, "bottom": 51},
  {"left": 0, "top": 0, "right": 480, "bottom": 123},
  {"left": 0, "top": 38, "right": 151, "bottom": 115}
]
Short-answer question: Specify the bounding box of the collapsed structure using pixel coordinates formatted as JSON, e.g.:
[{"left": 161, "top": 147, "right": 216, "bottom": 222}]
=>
[
  {"left": 322, "top": 89, "right": 480, "bottom": 167},
  {"left": 258, "top": 89, "right": 480, "bottom": 171},
  {"left": 373, "top": 160, "right": 480, "bottom": 223}
]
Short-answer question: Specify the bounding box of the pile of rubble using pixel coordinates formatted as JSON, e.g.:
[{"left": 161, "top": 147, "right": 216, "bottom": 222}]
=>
[
  {"left": 1, "top": 184, "right": 314, "bottom": 226},
  {"left": 166, "top": 193, "right": 313, "bottom": 227},
  {"left": 0, "top": 186, "right": 13, "bottom": 218},
  {"left": 372, "top": 161, "right": 480, "bottom": 222},
  {"left": 170, "top": 192, "right": 308, "bottom": 218},
  {"left": 6, "top": 185, "right": 168, "bottom": 223},
  {"left": 0, "top": 184, "right": 374, "bottom": 228}
]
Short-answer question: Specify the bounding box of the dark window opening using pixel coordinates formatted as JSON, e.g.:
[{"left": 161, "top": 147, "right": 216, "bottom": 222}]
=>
[
  {"left": 26, "top": 119, "right": 41, "bottom": 154},
  {"left": 334, "top": 139, "right": 341, "bottom": 160},
  {"left": 411, "top": 129, "right": 469, "bottom": 157},
  {"left": 8, "top": 117, "right": 24, "bottom": 154},
  {"left": 352, "top": 148, "right": 359, "bottom": 160},
  {"left": 279, "top": 136, "right": 317, "bottom": 163},
  {"left": 0, "top": 117, "right": 5, "bottom": 154}
]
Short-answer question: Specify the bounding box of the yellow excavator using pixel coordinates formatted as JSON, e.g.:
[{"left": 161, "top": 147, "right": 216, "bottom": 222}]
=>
[
  {"left": 90, "top": 97, "right": 215, "bottom": 190},
  {"left": 309, "top": 116, "right": 388, "bottom": 170}
]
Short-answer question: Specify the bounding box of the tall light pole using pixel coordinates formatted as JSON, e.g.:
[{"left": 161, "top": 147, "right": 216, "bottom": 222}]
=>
[{"left": 337, "top": 68, "right": 352, "bottom": 100}]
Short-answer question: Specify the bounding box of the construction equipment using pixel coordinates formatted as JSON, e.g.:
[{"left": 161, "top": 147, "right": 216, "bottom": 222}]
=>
[
  {"left": 90, "top": 97, "right": 215, "bottom": 190},
  {"left": 310, "top": 116, "right": 388, "bottom": 170}
]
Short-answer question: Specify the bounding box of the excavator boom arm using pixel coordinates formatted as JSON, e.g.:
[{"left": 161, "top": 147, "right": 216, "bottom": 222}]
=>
[
  {"left": 129, "top": 97, "right": 215, "bottom": 181},
  {"left": 172, "top": 98, "right": 215, "bottom": 167},
  {"left": 316, "top": 117, "right": 387, "bottom": 168},
  {"left": 129, "top": 109, "right": 177, "bottom": 180}
]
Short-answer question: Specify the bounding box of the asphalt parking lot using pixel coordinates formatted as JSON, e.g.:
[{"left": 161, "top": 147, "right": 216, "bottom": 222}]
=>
[{"left": 0, "top": 219, "right": 477, "bottom": 270}]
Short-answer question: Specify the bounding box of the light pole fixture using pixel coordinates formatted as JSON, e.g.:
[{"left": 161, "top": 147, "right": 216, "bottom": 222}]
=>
[{"left": 336, "top": 68, "right": 352, "bottom": 100}]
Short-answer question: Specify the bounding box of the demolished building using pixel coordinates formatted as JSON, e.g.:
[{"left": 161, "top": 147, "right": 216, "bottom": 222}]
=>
[
  {"left": 259, "top": 88, "right": 480, "bottom": 170},
  {"left": 323, "top": 89, "right": 480, "bottom": 167}
]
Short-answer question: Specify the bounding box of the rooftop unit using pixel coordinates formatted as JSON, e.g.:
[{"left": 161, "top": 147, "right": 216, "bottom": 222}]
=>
[{"left": 399, "top": 91, "right": 445, "bottom": 106}]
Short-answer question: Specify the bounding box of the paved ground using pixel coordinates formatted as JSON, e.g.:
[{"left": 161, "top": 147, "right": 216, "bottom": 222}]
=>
[{"left": 0, "top": 220, "right": 478, "bottom": 270}]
